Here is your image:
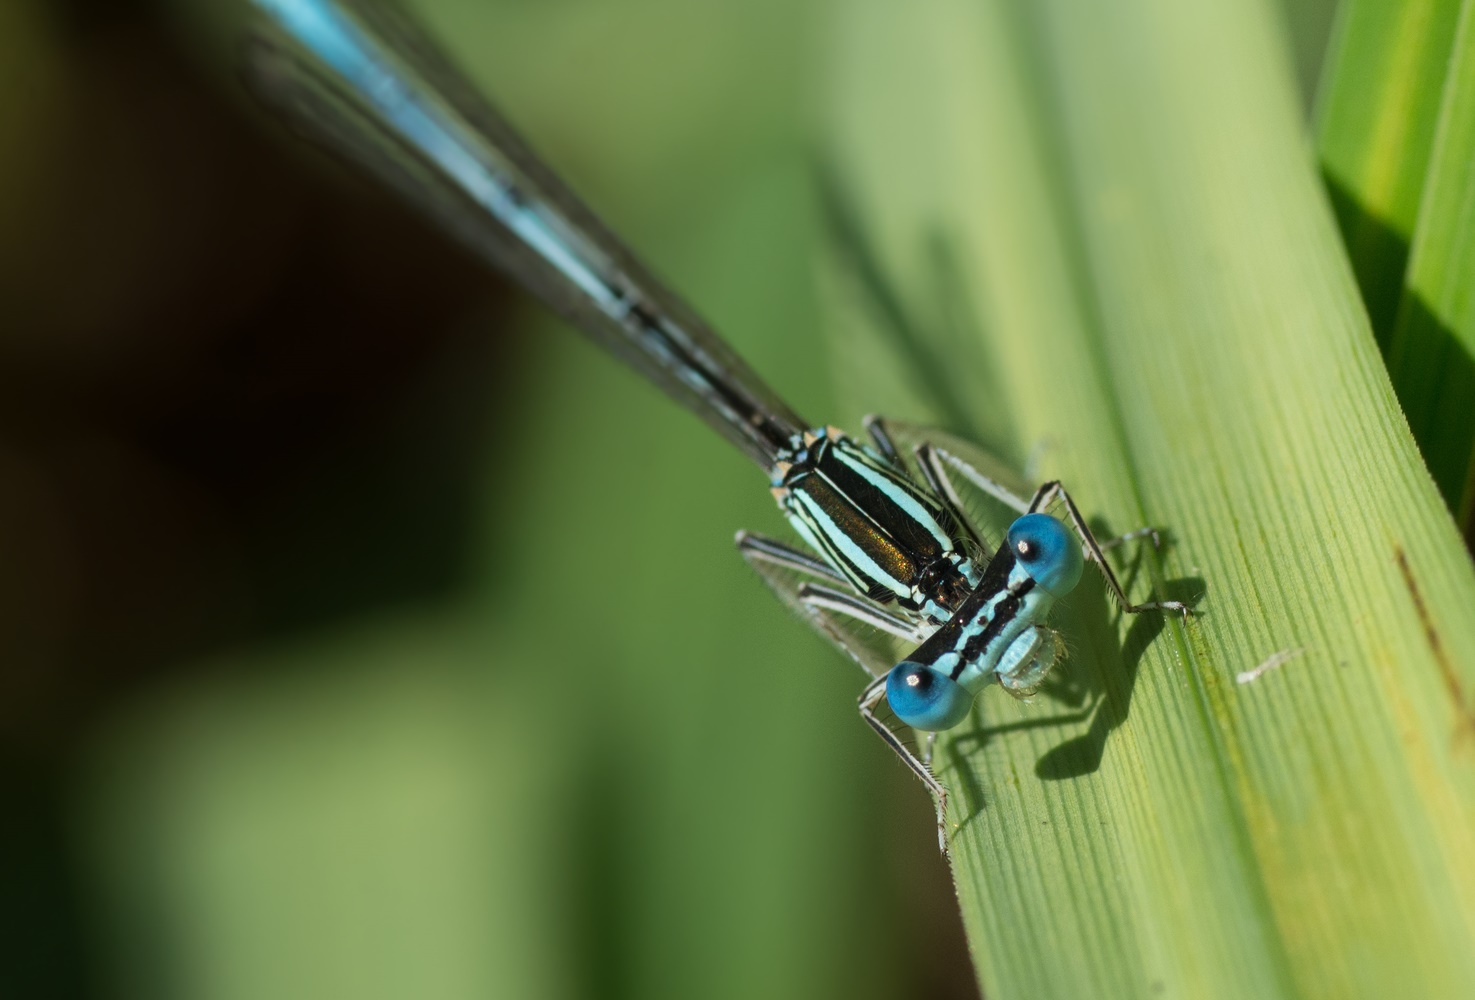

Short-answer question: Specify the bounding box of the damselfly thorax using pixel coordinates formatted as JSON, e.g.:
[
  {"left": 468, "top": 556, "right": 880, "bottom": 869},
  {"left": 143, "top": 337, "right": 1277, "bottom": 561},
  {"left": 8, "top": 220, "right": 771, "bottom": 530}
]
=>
[{"left": 770, "top": 427, "right": 980, "bottom": 625}]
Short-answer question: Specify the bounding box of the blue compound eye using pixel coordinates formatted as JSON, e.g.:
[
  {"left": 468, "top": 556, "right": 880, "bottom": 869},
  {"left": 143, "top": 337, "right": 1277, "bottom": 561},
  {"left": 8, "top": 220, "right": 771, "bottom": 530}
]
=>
[
  {"left": 1007, "top": 513, "right": 1084, "bottom": 598},
  {"left": 886, "top": 661, "right": 974, "bottom": 732}
]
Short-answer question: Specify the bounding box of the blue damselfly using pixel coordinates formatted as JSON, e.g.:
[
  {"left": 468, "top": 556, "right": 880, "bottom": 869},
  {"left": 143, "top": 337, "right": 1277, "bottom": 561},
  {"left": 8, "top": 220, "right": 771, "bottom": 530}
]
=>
[{"left": 242, "top": 0, "right": 1187, "bottom": 846}]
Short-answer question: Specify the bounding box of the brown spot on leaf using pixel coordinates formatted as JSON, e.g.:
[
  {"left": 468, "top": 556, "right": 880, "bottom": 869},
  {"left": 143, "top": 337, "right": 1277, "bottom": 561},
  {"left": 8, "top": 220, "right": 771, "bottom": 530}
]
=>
[{"left": 1395, "top": 544, "right": 1475, "bottom": 748}]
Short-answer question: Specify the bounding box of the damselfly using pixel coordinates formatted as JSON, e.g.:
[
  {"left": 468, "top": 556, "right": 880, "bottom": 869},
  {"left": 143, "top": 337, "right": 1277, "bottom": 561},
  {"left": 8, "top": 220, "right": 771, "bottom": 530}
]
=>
[{"left": 241, "top": 0, "right": 1188, "bottom": 846}]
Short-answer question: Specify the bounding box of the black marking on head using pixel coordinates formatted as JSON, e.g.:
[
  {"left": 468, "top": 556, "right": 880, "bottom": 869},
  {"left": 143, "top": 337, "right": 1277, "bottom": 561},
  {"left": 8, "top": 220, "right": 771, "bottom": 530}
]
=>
[{"left": 955, "top": 577, "right": 1034, "bottom": 677}]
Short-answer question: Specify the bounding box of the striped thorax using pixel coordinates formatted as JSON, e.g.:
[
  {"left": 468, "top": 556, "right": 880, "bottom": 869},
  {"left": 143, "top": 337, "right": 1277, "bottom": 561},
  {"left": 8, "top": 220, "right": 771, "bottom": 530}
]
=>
[{"left": 768, "top": 427, "right": 980, "bottom": 624}]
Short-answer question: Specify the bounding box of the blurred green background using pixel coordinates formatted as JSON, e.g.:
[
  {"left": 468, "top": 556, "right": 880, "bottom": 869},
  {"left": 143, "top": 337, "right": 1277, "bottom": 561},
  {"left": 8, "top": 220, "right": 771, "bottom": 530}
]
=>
[
  {"left": 0, "top": 0, "right": 1338, "bottom": 997},
  {"left": 0, "top": 0, "right": 973, "bottom": 997}
]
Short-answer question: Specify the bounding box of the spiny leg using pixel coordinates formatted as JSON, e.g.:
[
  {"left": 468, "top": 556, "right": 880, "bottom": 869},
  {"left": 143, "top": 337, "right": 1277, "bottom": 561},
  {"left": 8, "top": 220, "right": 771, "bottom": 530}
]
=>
[
  {"left": 741, "top": 531, "right": 950, "bottom": 852},
  {"left": 738, "top": 531, "right": 929, "bottom": 640},
  {"left": 796, "top": 583, "right": 926, "bottom": 641},
  {"left": 914, "top": 443, "right": 985, "bottom": 552},
  {"left": 861, "top": 413, "right": 904, "bottom": 469},
  {"left": 1027, "top": 481, "right": 1189, "bottom": 617},
  {"left": 917, "top": 442, "right": 972, "bottom": 516},
  {"left": 932, "top": 446, "right": 1034, "bottom": 514},
  {"left": 859, "top": 675, "right": 952, "bottom": 856},
  {"left": 737, "top": 530, "right": 914, "bottom": 679},
  {"left": 926, "top": 444, "right": 1185, "bottom": 615},
  {"left": 735, "top": 530, "right": 847, "bottom": 584}
]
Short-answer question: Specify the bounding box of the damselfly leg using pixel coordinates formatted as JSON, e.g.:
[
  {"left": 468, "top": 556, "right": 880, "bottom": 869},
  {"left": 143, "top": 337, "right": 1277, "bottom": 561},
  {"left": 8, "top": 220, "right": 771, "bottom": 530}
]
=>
[
  {"left": 930, "top": 447, "right": 1192, "bottom": 617},
  {"left": 735, "top": 531, "right": 924, "bottom": 674},
  {"left": 858, "top": 674, "right": 954, "bottom": 853},
  {"left": 739, "top": 525, "right": 960, "bottom": 852}
]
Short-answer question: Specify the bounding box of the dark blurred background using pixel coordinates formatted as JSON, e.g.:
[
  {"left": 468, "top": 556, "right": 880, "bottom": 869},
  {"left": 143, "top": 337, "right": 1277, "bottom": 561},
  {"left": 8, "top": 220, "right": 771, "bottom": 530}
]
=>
[{"left": 0, "top": 0, "right": 977, "bottom": 997}]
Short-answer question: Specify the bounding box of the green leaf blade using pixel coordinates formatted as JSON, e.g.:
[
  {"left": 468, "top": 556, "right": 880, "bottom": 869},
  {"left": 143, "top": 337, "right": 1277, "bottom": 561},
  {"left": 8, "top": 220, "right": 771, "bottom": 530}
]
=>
[
  {"left": 825, "top": 0, "right": 1475, "bottom": 997},
  {"left": 1388, "top": 1, "right": 1475, "bottom": 532},
  {"left": 1316, "top": 0, "right": 1464, "bottom": 346}
]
